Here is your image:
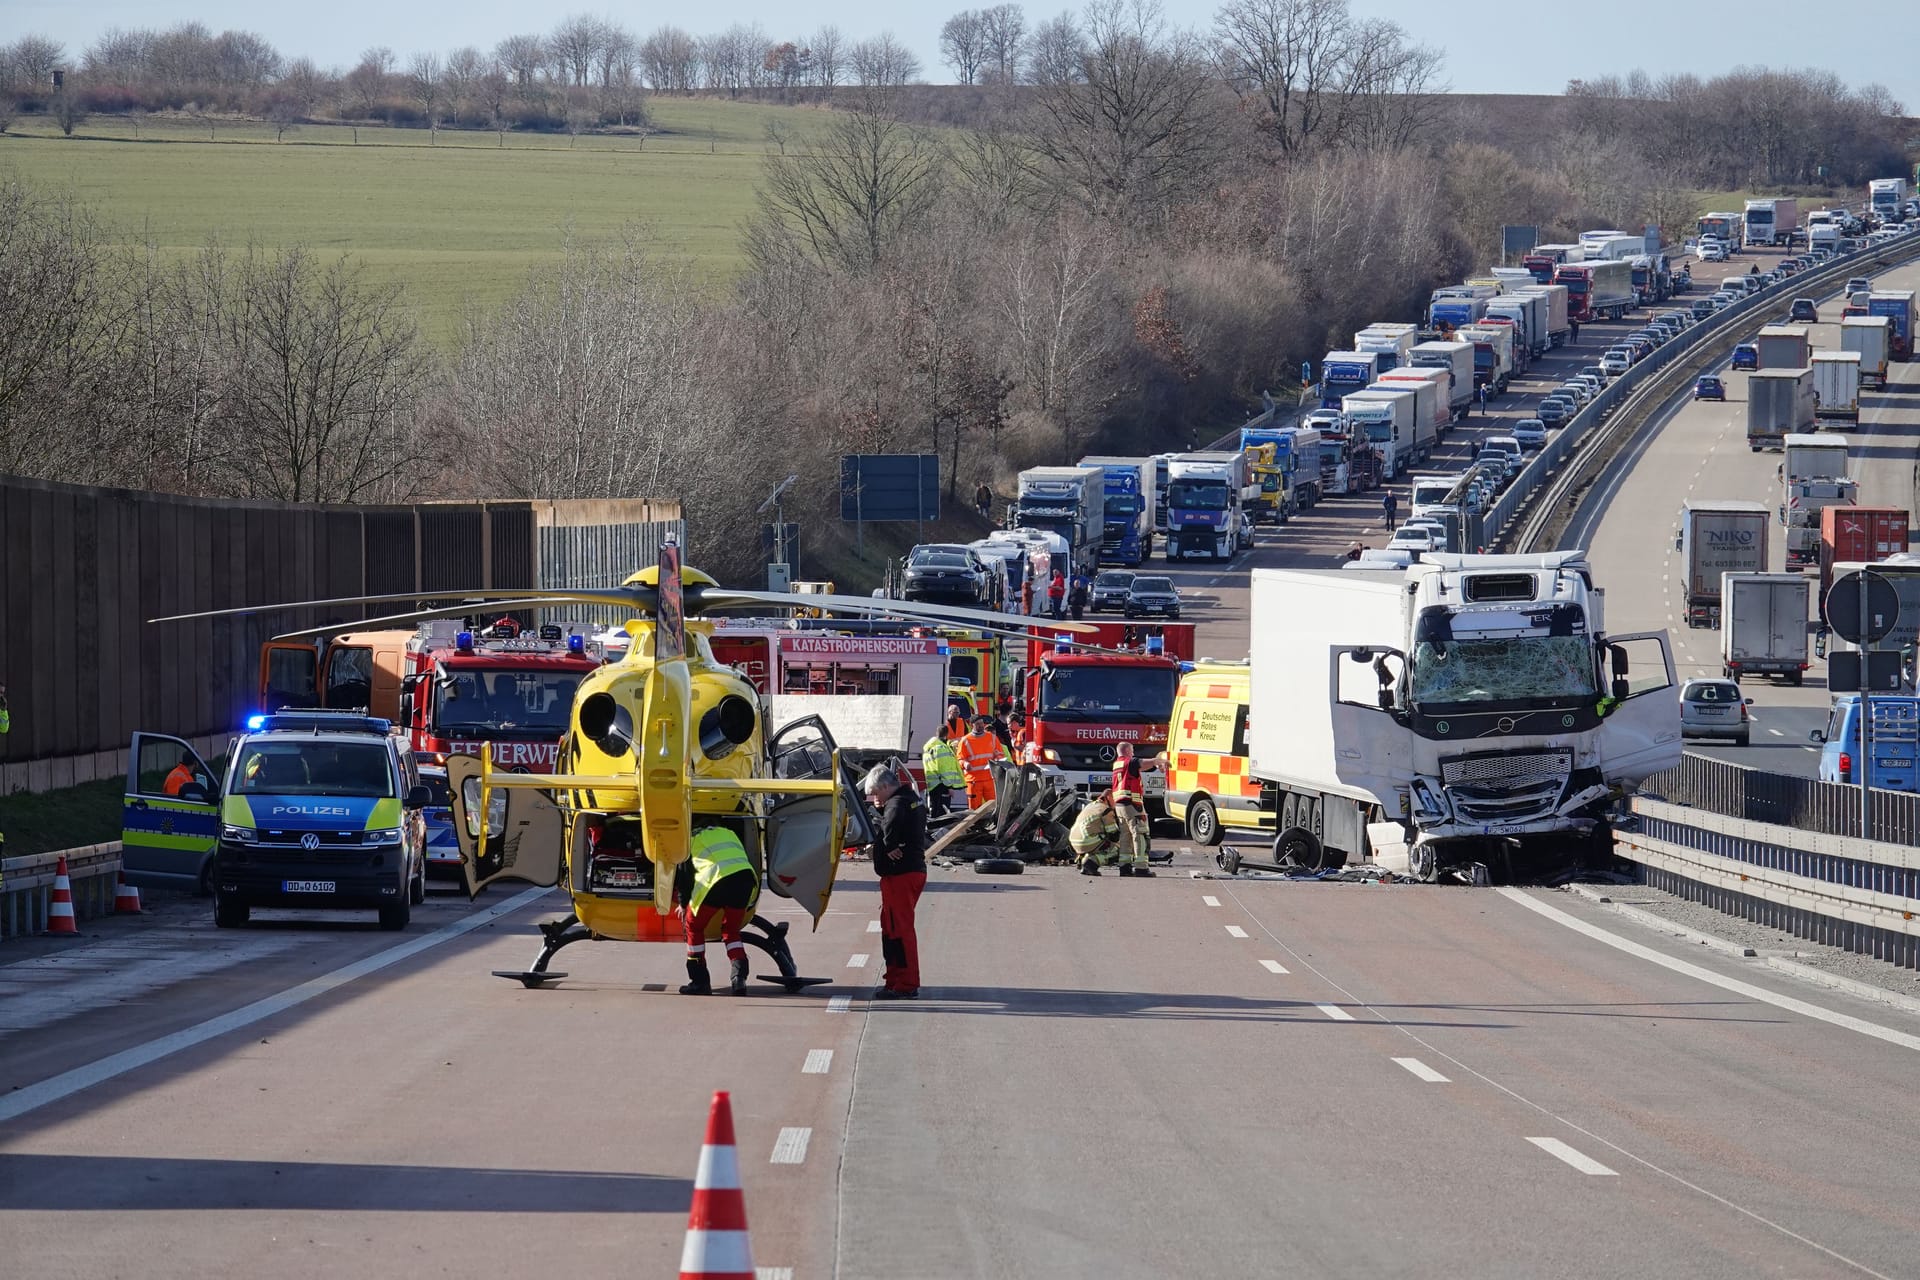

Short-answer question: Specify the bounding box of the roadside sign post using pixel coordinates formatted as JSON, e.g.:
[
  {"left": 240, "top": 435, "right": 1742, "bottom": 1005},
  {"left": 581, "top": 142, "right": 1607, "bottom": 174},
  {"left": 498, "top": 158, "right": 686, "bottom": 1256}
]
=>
[{"left": 1828, "top": 568, "right": 1901, "bottom": 837}]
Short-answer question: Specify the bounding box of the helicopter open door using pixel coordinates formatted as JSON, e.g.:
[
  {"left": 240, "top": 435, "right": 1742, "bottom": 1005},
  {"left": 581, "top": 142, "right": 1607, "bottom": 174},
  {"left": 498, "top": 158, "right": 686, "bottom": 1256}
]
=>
[
  {"left": 763, "top": 715, "right": 867, "bottom": 926},
  {"left": 447, "top": 753, "right": 566, "bottom": 897}
]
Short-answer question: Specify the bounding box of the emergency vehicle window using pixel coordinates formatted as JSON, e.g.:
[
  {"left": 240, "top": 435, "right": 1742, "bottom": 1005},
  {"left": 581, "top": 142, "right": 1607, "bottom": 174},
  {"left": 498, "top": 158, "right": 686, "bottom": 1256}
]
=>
[
  {"left": 235, "top": 742, "right": 396, "bottom": 796},
  {"left": 326, "top": 647, "right": 375, "bottom": 710},
  {"left": 137, "top": 738, "right": 201, "bottom": 796},
  {"left": 265, "top": 647, "right": 319, "bottom": 711},
  {"left": 433, "top": 670, "right": 581, "bottom": 735},
  {"left": 949, "top": 655, "right": 981, "bottom": 688}
]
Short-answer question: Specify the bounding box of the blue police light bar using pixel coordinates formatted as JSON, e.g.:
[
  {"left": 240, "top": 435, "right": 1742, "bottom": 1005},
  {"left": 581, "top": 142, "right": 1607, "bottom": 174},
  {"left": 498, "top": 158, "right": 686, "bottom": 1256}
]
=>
[
  {"left": 455, "top": 631, "right": 474, "bottom": 651},
  {"left": 1054, "top": 634, "right": 1072, "bottom": 653},
  {"left": 1145, "top": 635, "right": 1164, "bottom": 655},
  {"left": 567, "top": 634, "right": 586, "bottom": 655},
  {"left": 246, "top": 714, "right": 268, "bottom": 730},
  {"left": 936, "top": 640, "right": 950, "bottom": 655}
]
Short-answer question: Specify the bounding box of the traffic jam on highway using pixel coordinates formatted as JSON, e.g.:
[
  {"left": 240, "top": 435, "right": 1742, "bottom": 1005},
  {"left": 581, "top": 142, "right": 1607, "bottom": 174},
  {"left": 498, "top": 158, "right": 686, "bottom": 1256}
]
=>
[{"left": 9, "top": 178, "right": 1920, "bottom": 1280}]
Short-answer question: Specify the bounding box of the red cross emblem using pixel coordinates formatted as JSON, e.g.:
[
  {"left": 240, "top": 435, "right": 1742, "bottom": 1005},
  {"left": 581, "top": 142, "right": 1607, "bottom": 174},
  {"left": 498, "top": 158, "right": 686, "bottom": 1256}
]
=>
[{"left": 1181, "top": 710, "right": 1200, "bottom": 735}]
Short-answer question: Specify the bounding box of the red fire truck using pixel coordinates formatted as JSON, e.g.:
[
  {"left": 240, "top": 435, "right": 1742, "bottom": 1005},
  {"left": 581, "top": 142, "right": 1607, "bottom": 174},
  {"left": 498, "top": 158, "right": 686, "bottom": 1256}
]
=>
[
  {"left": 1013, "top": 622, "right": 1195, "bottom": 818},
  {"left": 258, "top": 619, "right": 604, "bottom": 877}
]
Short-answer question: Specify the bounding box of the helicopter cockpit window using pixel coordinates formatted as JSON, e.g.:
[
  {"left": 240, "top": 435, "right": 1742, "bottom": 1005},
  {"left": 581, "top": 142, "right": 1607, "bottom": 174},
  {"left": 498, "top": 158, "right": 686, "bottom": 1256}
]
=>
[{"left": 769, "top": 720, "right": 835, "bottom": 781}]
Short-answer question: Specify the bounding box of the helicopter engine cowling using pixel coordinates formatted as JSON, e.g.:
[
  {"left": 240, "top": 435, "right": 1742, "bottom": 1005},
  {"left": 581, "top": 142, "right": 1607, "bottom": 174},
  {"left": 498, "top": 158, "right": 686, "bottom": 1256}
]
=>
[{"left": 699, "top": 695, "right": 757, "bottom": 760}]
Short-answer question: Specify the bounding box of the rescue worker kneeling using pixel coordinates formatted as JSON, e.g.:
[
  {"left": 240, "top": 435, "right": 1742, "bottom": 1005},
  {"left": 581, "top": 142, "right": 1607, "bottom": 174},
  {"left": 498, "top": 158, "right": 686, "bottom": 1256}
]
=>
[
  {"left": 1069, "top": 789, "right": 1152, "bottom": 877},
  {"left": 675, "top": 823, "right": 759, "bottom": 996}
]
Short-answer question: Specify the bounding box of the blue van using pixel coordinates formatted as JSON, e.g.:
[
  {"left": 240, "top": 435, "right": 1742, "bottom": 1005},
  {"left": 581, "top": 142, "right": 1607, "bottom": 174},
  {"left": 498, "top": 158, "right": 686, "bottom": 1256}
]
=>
[{"left": 1811, "top": 695, "right": 1920, "bottom": 790}]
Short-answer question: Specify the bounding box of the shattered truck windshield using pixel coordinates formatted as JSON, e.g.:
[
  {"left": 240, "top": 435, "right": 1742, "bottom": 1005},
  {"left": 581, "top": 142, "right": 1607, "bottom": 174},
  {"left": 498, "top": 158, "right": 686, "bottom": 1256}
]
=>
[{"left": 1410, "top": 636, "right": 1596, "bottom": 707}]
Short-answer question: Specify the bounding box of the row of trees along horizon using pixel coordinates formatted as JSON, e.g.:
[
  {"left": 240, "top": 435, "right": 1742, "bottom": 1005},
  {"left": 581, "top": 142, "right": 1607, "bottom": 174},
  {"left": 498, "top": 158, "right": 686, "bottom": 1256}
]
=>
[{"left": 1, "top": 1, "right": 1910, "bottom": 580}]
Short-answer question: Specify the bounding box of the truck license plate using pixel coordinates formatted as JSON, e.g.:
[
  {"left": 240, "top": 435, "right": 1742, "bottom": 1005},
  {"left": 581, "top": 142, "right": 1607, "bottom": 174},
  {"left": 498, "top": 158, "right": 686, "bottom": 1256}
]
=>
[{"left": 283, "top": 880, "right": 336, "bottom": 894}]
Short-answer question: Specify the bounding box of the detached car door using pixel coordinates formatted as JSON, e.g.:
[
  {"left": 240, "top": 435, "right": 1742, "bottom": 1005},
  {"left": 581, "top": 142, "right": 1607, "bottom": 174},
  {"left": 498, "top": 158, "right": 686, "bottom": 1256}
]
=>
[{"left": 122, "top": 733, "right": 220, "bottom": 890}]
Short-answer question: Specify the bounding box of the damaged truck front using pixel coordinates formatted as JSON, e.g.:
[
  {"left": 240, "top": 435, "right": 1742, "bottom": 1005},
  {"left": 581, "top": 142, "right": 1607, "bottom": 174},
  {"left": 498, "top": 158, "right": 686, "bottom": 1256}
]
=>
[{"left": 1244, "top": 552, "right": 1680, "bottom": 882}]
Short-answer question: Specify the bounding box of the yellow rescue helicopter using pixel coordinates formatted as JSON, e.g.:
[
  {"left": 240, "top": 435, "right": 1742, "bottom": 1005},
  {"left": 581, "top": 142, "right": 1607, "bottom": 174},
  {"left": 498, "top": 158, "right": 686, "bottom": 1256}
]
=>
[{"left": 155, "top": 543, "right": 1094, "bottom": 991}]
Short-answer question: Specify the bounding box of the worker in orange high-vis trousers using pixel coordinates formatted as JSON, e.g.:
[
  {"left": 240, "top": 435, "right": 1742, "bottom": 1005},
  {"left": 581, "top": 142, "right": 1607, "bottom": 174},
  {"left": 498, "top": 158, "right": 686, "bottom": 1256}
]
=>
[{"left": 957, "top": 714, "right": 1011, "bottom": 809}]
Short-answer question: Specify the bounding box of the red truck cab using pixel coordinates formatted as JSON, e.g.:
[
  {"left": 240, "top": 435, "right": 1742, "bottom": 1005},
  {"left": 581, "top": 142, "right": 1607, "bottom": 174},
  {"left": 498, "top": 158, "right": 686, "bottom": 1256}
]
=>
[{"left": 1016, "top": 626, "right": 1190, "bottom": 816}]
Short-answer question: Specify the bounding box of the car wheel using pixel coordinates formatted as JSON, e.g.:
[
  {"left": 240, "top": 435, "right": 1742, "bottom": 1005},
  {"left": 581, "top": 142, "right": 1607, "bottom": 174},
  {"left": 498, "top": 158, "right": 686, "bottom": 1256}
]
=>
[
  {"left": 379, "top": 898, "right": 411, "bottom": 931},
  {"left": 214, "top": 894, "right": 249, "bottom": 929},
  {"left": 1275, "top": 825, "right": 1327, "bottom": 872},
  {"left": 1735, "top": 732, "right": 1750, "bottom": 747},
  {"left": 1188, "top": 796, "right": 1221, "bottom": 847}
]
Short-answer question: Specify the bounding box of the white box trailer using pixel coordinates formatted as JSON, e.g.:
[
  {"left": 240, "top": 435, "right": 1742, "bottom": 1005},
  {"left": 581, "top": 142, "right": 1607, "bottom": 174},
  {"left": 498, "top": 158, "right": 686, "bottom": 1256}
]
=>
[
  {"left": 1841, "top": 316, "right": 1890, "bottom": 388},
  {"left": 1376, "top": 366, "right": 1454, "bottom": 437},
  {"left": 1719, "top": 573, "right": 1811, "bottom": 685},
  {"left": 1517, "top": 284, "right": 1571, "bottom": 347},
  {"left": 1408, "top": 340, "right": 1475, "bottom": 417},
  {"left": 1811, "top": 351, "right": 1861, "bottom": 421}
]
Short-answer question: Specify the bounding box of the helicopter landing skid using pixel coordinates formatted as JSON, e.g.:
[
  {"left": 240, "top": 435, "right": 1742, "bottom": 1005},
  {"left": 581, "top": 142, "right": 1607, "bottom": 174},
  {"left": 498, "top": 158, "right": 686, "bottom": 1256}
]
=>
[
  {"left": 491, "top": 913, "right": 593, "bottom": 989},
  {"left": 743, "top": 915, "right": 832, "bottom": 994}
]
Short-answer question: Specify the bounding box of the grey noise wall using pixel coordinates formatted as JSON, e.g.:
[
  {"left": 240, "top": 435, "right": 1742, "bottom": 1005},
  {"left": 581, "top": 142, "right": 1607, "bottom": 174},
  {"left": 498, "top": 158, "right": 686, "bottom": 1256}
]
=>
[{"left": 0, "top": 476, "right": 682, "bottom": 794}]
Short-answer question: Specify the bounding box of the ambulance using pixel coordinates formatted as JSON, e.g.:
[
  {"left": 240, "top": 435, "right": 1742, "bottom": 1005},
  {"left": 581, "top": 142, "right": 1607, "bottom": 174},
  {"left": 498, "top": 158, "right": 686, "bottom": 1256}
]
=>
[{"left": 1163, "top": 661, "right": 1270, "bottom": 846}]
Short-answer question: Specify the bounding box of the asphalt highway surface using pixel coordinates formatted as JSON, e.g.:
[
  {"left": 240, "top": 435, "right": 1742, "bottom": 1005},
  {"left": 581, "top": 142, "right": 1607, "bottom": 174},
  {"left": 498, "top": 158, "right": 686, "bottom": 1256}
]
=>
[{"left": 11, "top": 249, "right": 1920, "bottom": 1278}]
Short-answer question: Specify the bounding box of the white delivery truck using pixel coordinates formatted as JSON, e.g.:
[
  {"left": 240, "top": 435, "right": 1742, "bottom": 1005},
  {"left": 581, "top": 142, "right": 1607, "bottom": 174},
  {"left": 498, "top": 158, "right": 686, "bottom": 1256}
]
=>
[
  {"left": 1840, "top": 316, "right": 1890, "bottom": 388},
  {"left": 1487, "top": 291, "right": 1550, "bottom": 360},
  {"left": 1517, "top": 284, "right": 1571, "bottom": 348},
  {"left": 1408, "top": 340, "right": 1475, "bottom": 421},
  {"left": 1810, "top": 351, "right": 1860, "bottom": 422},
  {"left": 1244, "top": 552, "right": 1679, "bottom": 882},
  {"left": 1354, "top": 325, "right": 1418, "bottom": 374},
  {"left": 1342, "top": 389, "right": 1421, "bottom": 479},
  {"left": 1780, "top": 433, "right": 1857, "bottom": 569},
  {"left": 1376, "top": 366, "right": 1453, "bottom": 440},
  {"left": 1720, "top": 573, "right": 1812, "bottom": 686}
]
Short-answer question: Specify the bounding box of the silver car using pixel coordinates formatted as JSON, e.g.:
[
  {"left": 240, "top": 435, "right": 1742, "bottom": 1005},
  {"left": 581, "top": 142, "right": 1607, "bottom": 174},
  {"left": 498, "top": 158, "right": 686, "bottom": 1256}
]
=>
[{"left": 1679, "top": 678, "right": 1751, "bottom": 746}]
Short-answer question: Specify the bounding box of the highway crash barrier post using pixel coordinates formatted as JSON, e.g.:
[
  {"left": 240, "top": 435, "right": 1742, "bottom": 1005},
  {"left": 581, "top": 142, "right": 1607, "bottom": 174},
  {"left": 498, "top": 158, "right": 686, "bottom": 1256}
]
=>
[{"left": 0, "top": 842, "right": 123, "bottom": 939}]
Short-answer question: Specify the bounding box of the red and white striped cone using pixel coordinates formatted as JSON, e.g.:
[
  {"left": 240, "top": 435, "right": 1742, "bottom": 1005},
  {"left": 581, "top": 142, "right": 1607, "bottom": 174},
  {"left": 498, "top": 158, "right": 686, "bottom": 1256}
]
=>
[
  {"left": 679, "top": 1090, "right": 755, "bottom": 1280},
  {"left": 47, "top": 856, "right": 79, "bottom": 936},
  {"left": 114, "top": 870, "right": 144, "bottom": 915}
]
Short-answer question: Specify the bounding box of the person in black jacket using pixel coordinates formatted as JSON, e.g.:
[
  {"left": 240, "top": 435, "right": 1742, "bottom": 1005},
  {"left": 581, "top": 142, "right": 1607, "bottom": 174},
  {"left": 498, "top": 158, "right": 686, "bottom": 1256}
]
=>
[{"left": 863, "top": 763, "right": 928, "bottom": 999}]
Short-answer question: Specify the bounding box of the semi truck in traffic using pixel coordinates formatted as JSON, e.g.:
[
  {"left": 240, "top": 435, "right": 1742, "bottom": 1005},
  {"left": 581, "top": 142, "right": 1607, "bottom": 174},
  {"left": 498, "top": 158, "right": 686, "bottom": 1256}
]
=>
[
  {"left": 1245, "top": 551, "right": 1680, "bottom": 882},
  {"left": 1427, "top": 290, "right": 1491, "bottom": 330},
  {"left": 1521, "top": 283, "right": 1571, "bottom": 347},
  {"left": 1755, "top": 325, "right": 1811, "bottom": 371},
  {"left": 1841, "top": 316, "right": 1892, "bottom": 387},
  {"left": 1553, "top": 259, "right": 1634, "bottom": 323},
  {"left": 1165, "top": 453, "right": 1247, "bottom": 562},
  {"left": 1522, "top": 244, "right": 1582, "bottom": 281},
  {"left": 1319, "top": 350, "right": 1386, "bottom": 409},
  {"left": 1015, "top": 467, "right": 1107, "bottom": 577},
  {"left": 1867, "top": 290, "right": 1916, "bottom": 360},
  {"left": 1677, "top": 501, "right": 1770, "bottom": 628},
  {"left": 1810, "top": 352, "right": 1861, "bottom": 421},
  {"left": 1454, "top": 323, "right": 1515, "bottom": 395},
  {"left": 1781, "top": 433, "right": 1857, "bottom": 570},
  {"left": 1819, "top": 506, "right": 1912, "bottom": 603},
  {"left": 1720, "top": 573, "right": 1812, "bottom": 685},
  {"left": 1408, "top": 340, "right": 1476, "bottom": 419},
  {"left": 1343, "top": 387, "right": 1430, "bottom": 478},
  {"left": 1076, "top": 457, "right": 1155, "bottom": 566},
  {"left": 1376, "top": 367, "right": 1453, "bottom": 439},
  {"left": 1354, "top": 325, "right": 1418, "bottom": 373},
  {"left": 1746, "top": 368, "right": 1816, "bottom": 451},
  {"left": 1744, "top": 198, "right": 1798, "bottom": 247},
  {"left": 1486, "top": 290, "right": 1551, "bottom": 361},
  {"left": 1869, "top": 178, "right": 1908, "bottom": 224}
]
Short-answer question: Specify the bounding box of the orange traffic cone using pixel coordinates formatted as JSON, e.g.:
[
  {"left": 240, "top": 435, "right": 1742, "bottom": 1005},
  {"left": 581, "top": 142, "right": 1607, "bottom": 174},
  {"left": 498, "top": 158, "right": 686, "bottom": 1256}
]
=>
[
  {"left": 47, "top": 856, "right": 79, "bottom": 936},
  {"left": 114, "top": 871, "right": 143, "bottom": 915},
  {"left": 679, "top": 1091, "right": 755, "bottom": 1280}
]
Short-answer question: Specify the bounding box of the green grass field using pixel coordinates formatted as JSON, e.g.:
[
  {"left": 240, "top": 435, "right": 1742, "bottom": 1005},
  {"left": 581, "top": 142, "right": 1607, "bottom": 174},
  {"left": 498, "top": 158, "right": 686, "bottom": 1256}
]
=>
[{"left": 0, "top": 99, "right": 847, "bottom": 343}]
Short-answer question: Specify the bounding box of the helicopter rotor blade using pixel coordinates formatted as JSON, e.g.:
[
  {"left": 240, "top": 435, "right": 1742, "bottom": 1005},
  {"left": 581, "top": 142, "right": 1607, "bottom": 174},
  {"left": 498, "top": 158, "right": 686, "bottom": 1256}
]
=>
[
  {"left": 150, "top": 585, "right": 655, "bottom": 625},
  {"left": 267, "top": 598, "right": 610, "bottom": 642},
  {"left": 690, "top": 587, "right": 1102, "bottom": 635}
]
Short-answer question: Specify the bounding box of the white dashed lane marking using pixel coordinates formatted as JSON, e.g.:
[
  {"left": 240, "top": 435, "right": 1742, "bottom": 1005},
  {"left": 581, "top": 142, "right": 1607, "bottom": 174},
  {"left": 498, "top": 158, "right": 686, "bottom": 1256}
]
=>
[
  {"left": 826, "top": 996, "right": 852, "bottom": 1013},
  {"left": 1203, "top": 895, "right": 1221, "bottom": 907},
  {"left": 771, "top": 1127, "right": 812, "bottom": 1164},
  {"left": 866, "top": 920, "right": 881, "bottom": 933},
  {"left": 847, "top": 954, "right": 869, "bottom": 968},
  {"left": 1260, "top": 959, "right": 1289, "bottom": 974},
  {"left": 803, "top": 1050, "right": 833, "bottom": 1074},
  {"left": 1393, "top": 1057, "right": 1450, "bottom": 1083},
  {"left": 1225, "top": 925, "right": 1249, "bottom": 938},
  {"left": 1527, "top": 1136, "right": 1619, "bottom": 1176},
  {"left": 1316, "top": 1004, "right": 1355, "bottom": 1022}
]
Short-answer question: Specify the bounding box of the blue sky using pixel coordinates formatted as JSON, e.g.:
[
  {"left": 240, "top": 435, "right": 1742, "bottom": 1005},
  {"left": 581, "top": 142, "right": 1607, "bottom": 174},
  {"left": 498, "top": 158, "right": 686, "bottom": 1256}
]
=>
[{"left": 10, "top": 0, "right": 1916, "bottom": 109}]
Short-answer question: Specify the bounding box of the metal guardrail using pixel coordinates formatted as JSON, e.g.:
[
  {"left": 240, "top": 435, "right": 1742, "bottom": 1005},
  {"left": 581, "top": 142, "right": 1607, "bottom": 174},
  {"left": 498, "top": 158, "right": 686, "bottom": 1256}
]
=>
[
  {"left": 1616, "top": 796, "right": 1919, "bottom": 970},
  {"left": 1492, "top": 233, "right": 1920, "bottom": 552},
  {"left": 1643, "top": 751, "right": 1920, "bottom": 843},
  {"left": 0, "top": 842, "right": 122, "bottom": 939}
]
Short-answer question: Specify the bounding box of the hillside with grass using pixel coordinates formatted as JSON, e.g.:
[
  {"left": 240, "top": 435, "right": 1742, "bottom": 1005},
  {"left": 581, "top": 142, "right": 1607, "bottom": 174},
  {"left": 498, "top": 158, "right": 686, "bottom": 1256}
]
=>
[{"left": 0, "top": 98, "right": 851, "bottom": 342}]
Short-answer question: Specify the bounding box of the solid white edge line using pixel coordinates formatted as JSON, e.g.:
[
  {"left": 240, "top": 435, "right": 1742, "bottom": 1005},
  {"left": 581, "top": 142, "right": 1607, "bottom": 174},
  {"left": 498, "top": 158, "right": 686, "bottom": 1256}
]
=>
[
  {"left": 0, "top": 885, "right": 557, "bottom": 1124},
  {"left": 802, "top": 1049, "right": 833, "bottom": 1074},
  {"left": 770, "top": 1126, "right": 812, "bottom": 1165},
  {"left": 1393, "top": 1056, "right": 1450, "bottom": 1083},
  {"left": 1316, "top": 1003, "right": 1355, "bottom": 1021},
  {"left": 1497, "top": 888, "right": 1920, "bottom": 1053},
  {"left": 1260, "top": 959, "right": 1289, "bottom": 974},
  {"left": 1225, "top": 924, "right": 1249, "bottom": 938},
  {"left": 1527, "top": 1135, "right": 1618, "bottom": 1176}
]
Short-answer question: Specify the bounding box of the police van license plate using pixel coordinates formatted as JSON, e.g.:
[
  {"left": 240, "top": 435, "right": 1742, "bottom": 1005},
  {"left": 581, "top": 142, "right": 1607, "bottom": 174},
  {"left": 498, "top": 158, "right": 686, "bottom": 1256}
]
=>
[{"left": 284, "top": 880, "right": 336, "bottom": 893}]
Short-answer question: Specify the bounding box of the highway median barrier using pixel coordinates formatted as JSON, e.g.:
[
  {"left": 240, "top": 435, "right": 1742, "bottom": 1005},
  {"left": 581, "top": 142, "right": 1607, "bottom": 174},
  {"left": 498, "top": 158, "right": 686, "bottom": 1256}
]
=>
[{"left": 0, "top": 841, "right": 122, "bottom": 939}]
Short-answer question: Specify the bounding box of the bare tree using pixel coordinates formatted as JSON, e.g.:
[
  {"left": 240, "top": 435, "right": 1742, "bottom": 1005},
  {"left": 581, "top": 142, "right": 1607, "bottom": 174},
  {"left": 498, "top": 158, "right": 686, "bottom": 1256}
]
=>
[
  {"left": 941, "top": 10, "right": 989, "bottom": 85},
  {"left": 443, "top": 47, "right": 482, "bottom": 122},
  {"left": 995, "top": 213, "right": 1119, "bottom": 453},
  {"left": 408, "top": 53, "right": 441, "bottom": 137},
  {"left": 641, "top": 26, "right": 699, "bottom": 93},
  {"left": 1026, "top": 1, "right": 1219, "bottom": 217},
  {"left": 52, "top": 85, "right": 87, "bottom": 136},
  {"left": 1023, "top": 12, "right": 1082, "bottom": 86},
  {"left": 754, "top": 104, "right": 946, "bottom": 270},
  {"left": 980, "top": 4, "right": 1028, "bottom": 84},
  {"left": 809, "top": 25, "right": 846, "bottom": 89},
  {"left": 494, "top": 34, "right": 547, "bottom": 93},
  {"left": 851, "top": 31, "right": 922, "bottom": 89},
  {"left": 7, "top": 34, "right": 66, "bottom": 88},
  {"left": 550, "top": 14, "right": 605, "bottom": 88},
  {"left": 345, "top": 46, "right": 394, "bottom": 117}
]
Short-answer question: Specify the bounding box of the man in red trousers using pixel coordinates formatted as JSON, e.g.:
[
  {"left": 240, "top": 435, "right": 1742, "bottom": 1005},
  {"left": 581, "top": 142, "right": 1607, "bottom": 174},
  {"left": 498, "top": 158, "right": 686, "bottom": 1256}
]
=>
[{"left": 863, "top": 764, "right": 928, "bottom": 1000}]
